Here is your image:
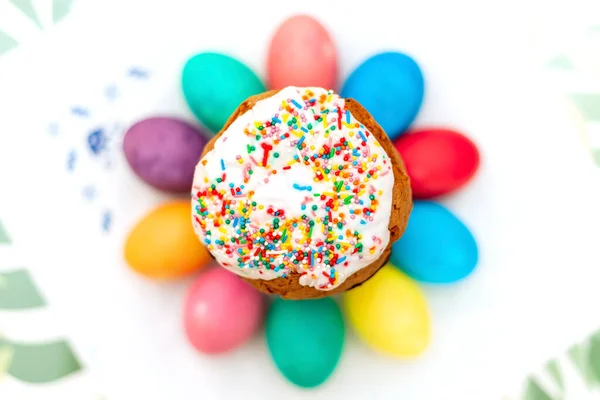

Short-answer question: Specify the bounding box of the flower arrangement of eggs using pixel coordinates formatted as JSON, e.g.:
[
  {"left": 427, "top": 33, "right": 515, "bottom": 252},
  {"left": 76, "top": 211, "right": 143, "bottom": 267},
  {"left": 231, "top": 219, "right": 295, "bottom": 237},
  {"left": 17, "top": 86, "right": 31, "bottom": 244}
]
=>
[{"left": 121, "top": 14, "right": 481, "bottom": 389}]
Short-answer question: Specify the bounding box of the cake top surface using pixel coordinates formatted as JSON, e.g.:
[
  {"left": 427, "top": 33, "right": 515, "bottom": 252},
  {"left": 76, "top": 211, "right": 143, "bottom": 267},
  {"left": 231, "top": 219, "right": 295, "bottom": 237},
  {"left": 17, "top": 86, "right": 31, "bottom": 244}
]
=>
[{"left": 192, "top": 86, "right": 394, "bottom": 290}]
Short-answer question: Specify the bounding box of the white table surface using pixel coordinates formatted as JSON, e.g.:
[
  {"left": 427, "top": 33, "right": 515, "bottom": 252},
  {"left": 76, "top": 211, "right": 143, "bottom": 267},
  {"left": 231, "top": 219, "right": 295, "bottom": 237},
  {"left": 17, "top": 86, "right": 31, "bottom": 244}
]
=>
[{"left": 2, "top": 1, "right": 600, "bottom": 399}]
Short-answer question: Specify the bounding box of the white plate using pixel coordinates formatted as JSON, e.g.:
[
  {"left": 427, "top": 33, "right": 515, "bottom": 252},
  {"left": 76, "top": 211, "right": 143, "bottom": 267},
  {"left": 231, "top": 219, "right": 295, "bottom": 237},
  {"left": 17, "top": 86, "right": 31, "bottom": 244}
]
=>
[{"left": 2, "top": 1, "right": 600, "bottom": 399}]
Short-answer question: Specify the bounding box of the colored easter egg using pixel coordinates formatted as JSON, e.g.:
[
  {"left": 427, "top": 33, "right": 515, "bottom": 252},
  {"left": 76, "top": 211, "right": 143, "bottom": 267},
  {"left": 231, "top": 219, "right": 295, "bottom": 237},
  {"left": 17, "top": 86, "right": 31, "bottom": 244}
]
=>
[
  {"left": 394, "top": 128, "right": 480, "bottom": 199},
  {"left": 123, "top": 117, "right": 208, "bottom": 193},
  {"left": 267, "top": 15, "right": 337, "bottom": 90},
  {"left": 124, "top": 200, "right": 211, "bottom": 279},
  {"left": 391, "top": 201, "right": 478, "bottom": 283},
  {"left": 182, "top": 52, "right": 265, "bottom": 133},
  {"left": 183, "top": 267, "right": 264, "bottom": 354},
  {"left": 343, "top": 264, "right": 430, "bottom": 357},
  {"left": 266, "top": 298, "right": 344, "bottom": 388},
  {"left": 341, "top": 52, "right": 424, "bottom": 139}
]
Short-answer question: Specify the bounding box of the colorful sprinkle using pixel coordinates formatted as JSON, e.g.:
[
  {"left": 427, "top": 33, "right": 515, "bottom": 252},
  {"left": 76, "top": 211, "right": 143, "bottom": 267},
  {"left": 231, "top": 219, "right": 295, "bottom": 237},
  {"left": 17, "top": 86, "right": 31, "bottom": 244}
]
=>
[
  {"left": 293, "top": 184, "right": 312, "bottom": 191},
  {"left": 297, "top": 136, "right": 306, "bottom": 148}
]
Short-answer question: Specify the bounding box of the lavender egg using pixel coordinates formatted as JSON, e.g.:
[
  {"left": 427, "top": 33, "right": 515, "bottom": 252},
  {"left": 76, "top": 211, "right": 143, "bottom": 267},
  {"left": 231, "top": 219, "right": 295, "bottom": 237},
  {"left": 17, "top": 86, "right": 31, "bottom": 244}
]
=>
[{"left": 123, "top": 117, "right": 207, "bottom": 193}]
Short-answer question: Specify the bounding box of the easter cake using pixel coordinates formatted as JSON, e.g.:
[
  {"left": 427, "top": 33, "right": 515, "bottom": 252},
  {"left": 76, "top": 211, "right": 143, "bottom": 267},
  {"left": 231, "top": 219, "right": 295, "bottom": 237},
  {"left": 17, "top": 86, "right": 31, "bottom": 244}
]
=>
[{"left": 191, "top": 87, "right": 412, "bottom": 299}]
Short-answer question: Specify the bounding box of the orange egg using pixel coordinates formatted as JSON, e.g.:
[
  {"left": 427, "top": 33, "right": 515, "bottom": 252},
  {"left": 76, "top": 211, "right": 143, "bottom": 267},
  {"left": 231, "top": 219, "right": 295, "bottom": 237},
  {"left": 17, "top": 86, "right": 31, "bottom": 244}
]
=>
[{"left": 124, "top": 200, "right": 211, "bottom": 279}]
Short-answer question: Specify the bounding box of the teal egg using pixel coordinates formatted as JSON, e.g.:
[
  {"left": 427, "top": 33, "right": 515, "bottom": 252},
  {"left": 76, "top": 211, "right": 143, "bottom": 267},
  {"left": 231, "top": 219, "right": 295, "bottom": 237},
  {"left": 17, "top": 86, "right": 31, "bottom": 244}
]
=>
[
  {"left": 391, "top": 201, "right": 478, "bottom": 283},
  {"left": 181, "top": 52, "right": 265, "bottom": 133},
  {"left": 266, "top": 298, "right": 344, "bottom": 388}
]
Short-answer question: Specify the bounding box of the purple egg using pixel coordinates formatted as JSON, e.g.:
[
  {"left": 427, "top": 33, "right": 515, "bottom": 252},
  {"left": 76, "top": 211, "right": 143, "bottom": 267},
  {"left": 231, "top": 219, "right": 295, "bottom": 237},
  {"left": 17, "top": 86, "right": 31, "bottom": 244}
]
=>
[{"left": 123, "top": 117, "right": 207, "bottom": 193}]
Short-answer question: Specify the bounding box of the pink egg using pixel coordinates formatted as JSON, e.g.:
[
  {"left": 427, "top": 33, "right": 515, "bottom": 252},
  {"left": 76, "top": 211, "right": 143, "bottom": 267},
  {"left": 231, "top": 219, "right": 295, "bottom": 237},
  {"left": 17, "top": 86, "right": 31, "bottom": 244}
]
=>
[
  {"left": 267, "top": 15, "right": 337, "bottom": 90},
  {"left": 183, "top": 267, "right": 264, "bottom": 354}
]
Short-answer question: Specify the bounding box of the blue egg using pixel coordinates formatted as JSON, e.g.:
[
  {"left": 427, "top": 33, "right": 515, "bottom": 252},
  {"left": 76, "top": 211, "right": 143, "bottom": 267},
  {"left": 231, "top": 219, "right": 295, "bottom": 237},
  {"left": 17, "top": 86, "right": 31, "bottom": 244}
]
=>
[
  {"left": 391, "top": 201, "right": 478, "bottom": 283},
  {"left": 341, "top": 52, "right": 424, "bottom": 139}
]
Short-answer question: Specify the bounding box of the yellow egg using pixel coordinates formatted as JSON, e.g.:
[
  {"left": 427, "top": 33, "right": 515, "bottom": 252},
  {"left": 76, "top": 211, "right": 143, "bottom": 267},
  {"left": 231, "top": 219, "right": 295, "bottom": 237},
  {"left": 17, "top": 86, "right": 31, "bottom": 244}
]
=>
[
  {"left": 343, "top": 264, "right": 430, "bottom": 357},
  {"left": 124, "top": 200, "right": 211, "bottom": 279}
]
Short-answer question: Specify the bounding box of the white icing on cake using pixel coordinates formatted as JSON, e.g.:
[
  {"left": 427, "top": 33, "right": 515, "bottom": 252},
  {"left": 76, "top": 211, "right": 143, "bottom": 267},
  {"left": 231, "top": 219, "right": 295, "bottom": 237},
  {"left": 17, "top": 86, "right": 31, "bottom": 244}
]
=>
[{"left": 191, "top": 87, "right": 394, "bottom": 290}]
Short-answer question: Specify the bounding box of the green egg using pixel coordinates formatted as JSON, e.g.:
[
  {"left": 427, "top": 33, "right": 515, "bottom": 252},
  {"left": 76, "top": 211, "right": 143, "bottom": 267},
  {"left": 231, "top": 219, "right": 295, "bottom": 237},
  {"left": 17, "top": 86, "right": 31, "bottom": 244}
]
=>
[
  {"left": 181, "top": 52, "right": 265, "bottom": 134},
  {"left": 265, "top": 297, "right": 344, "bottom": 388}
]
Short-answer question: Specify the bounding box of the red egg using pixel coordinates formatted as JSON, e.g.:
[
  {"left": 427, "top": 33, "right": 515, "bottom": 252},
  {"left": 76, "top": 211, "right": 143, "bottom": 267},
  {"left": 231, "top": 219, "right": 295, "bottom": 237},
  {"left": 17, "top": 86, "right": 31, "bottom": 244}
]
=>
[
  {"left": 394, "top": 128, "right": 480, "bottom": 199},
  {"left": 266, "top": 15, "right": 337, "bottom": 90}
]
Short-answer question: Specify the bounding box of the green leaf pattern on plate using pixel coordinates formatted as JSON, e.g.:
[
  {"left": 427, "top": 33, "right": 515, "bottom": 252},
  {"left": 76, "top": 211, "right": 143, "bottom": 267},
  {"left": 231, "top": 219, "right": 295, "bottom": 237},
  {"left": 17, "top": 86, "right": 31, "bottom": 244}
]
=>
[
  {"left": 0, "top": 220, "right": 10, "bottom": 244},
  {"left": 520, "top": 329, "right": 600, "bottom": 399},
  {"left": 0, "top": 30, "right": 19, "bottom": 57},
  {"left": 567, "top": 343, "right": 596, "bottom": 387},
  {"left": 546, "top": 55, "right": 575, "bottom": 70},
  {"left": 524, "top": 378, "right": 555, "bottom": 400},
  {"left": 9, "top": 0, "right": 43, "bottom": 28},
  {"left": 0, "top": 270, "right": 46, "bottom": 309},
  {"left": 0, "top": 346, "right": 15, "bottom": 380},
  {"left": 588, "top": 25, "right": 600, "bottom": 33},
  {"left": 0, "top": 218, "right": 82, "bottom": 384},
  {"left": 592, "top": 149, "right": 600, "bottom": 166},
  {"left": 53, "top": 0, "right": 74, "bottom": 24},
  {"left": 0, "top": 339, "right": 82, "bottom": 383},
  {"left": 545, "top": 359, "right": 564, "bottom": 391},
  {"left": 0, "top": 0, "right": 74, "bottom": 57},
  {"left": 570, "top": 94, "right": 600, "bottom": 122},
  {"left": 545, "top": 26, "right": 600, "bottom": 169},
  {"left": 587, "top": 333, "right": 600, "bottom": 384}
]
